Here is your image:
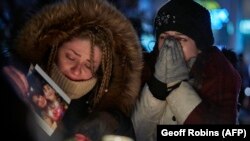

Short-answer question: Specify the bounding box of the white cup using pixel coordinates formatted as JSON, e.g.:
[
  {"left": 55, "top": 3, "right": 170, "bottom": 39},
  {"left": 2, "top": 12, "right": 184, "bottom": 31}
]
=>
[{"left": 102, "top": 135, "right": 134, "bottom": 141}]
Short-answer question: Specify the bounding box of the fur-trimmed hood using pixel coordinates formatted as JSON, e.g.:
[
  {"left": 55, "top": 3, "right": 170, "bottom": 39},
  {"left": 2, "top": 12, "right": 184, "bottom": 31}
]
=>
[{"left": 14, "top": 0, "right": 143, "bottom": 116}]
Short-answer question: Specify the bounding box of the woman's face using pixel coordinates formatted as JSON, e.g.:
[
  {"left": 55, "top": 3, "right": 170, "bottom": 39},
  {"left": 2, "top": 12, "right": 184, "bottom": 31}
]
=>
[
  {"left": 56, "top": 38, "right": 102, "bottom": 81},
  {"left": 32, "top": 95, "right": 47, "bottom": 108},
  {"left": 43, "top": 84, "right": 56, "bottom": 101},
  {"left": 48, "top": 106, "right": 63, "bottom": 121},
  {"left": 158, "top": 31, "right": 200, "bottom": 61}
]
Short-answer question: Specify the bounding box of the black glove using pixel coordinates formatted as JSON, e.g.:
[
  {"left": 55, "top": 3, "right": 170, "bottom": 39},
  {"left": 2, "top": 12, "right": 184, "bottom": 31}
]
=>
[{"left": 148, "top": 37, "right": 189, "bottom": 100}]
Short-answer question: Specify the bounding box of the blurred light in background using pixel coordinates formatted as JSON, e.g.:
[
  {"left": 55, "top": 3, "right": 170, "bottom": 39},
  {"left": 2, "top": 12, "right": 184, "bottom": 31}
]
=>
[
  {"left": 210, "top": 9, "right": 229, "bottom": 30},
  {"left": 141, "top": 33, "right": 155, "bottom": 52},
  {"left": 196, "top": 0, "right": 229, "bottom": 30},
  {"left": 196, "top": 0, "right": 220, "bottom": 10},
  {"left": 227, "top": 22, "right": 234, "bottom": 35},
  {"left": 240, "top": 20, "right": 250, "bottom": 34}
]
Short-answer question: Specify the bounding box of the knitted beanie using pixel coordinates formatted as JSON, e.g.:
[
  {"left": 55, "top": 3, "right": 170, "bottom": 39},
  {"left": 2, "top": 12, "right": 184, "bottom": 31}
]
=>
[{"left": 154, "top": 0, "right": 214, "bottom": 50}]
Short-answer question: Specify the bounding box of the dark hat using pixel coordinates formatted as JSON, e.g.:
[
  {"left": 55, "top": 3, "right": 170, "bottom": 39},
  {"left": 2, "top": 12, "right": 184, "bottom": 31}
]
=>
[{"left": 154, "top": 0, "right": 214, "bottom": 50}]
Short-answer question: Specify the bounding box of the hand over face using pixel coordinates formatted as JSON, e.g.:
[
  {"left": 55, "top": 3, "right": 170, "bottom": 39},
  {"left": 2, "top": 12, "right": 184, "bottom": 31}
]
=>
[{"left": 154, "top": 37, "right": 189, "bottom": 85}]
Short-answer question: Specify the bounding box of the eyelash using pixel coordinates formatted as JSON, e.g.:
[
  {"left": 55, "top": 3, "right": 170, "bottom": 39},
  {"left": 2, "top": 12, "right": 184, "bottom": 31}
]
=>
[
  {"left": 159, "top": 35, "right": 187, "bottom": 42},
  {"left": 85, "top": 64, "right": 91, "bottom": 69},
  {"left": 176, "top": 36, "right": 187, "bottom": 41},
  {"left": 65, "top": 53, "right": 96, "bottom": 71},
  {"left": 66, "top": 54, "right": 75, "bottom": 61}
]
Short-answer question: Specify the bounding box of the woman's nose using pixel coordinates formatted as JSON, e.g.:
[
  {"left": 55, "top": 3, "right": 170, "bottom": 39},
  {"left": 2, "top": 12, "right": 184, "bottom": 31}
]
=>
[
  {"left": 71, "top": 63, "right": 82, "bottom": 76},
  {"left": 70, "top": 63, "right": 92, "bottom": 80}
]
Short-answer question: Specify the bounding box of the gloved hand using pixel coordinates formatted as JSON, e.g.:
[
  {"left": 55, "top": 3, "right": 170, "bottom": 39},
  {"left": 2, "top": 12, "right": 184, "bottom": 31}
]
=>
[
  {"left": 162, "top": 37, "right": 189, "bottom": 85},
  {"left": 148, "top": 37, "right": 189, "bottom": 100}
]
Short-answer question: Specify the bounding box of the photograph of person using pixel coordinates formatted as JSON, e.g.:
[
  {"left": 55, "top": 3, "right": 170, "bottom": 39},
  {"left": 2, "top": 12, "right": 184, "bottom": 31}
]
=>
[
  {"left": 29, "top": 91, "right": 58, "bottom": 130},
  {"left": 22, "top": 64, "right": 70, "bottom": 135},
  {"left": 42, "top": 83, "right": 68, "bottom": 123}
]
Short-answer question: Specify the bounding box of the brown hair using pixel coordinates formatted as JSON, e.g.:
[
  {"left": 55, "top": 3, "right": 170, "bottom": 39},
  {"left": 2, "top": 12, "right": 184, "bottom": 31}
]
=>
[{"left": 46, "top": 25, "right": 114, "bottom": 106}]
